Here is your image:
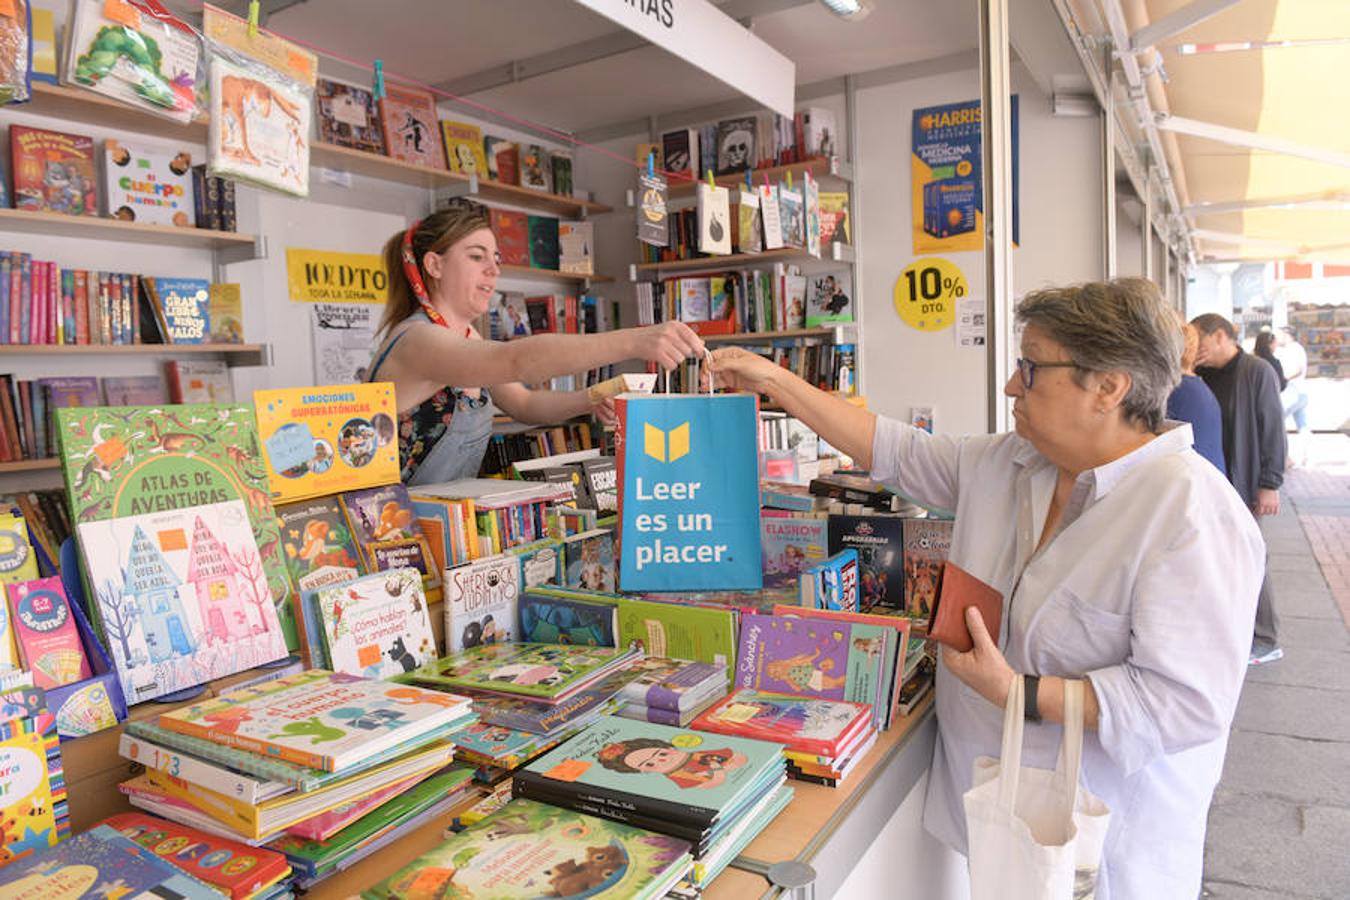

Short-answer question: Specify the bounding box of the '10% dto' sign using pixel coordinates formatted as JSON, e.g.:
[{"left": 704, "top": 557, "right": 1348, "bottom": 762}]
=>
[{"left": 894, "top": 258, "right": 967, "bottom": 332}]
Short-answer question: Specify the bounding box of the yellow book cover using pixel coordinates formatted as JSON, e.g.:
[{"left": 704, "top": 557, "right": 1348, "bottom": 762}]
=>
[
  {"left": 209, "top": 283, "right": 245, "bottom": 343},
  {"left": 30, "top": 9, "right": 57, "bottom": 83},
  {"left": 0, "top": 514, "right": 39, "bottom": 587},
  {"left": 0, "top": 724, "right": 59, "bottom": 861},
  {"left": 441, "top": 120, "right": 489, "bottom": 177},
  {"left": 254, "top": 383, "right": 400, "bottom": 504}
]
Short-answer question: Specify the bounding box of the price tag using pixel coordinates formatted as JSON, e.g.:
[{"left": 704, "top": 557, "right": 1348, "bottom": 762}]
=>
[
  {"left": 542, "top": 758, "right": 592, "bottom": 782},
  {"left": 103, "top": 0, "right": 143, "bottom": 29},
  {"left": 894, "top": 257, "right": 966, "bottom": 332}
]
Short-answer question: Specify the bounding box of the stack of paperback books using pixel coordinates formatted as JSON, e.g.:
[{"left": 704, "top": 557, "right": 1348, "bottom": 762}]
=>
[
  {"left": 114, "top": 671, "right": 476, "bottom": 889},
  {"left": 614, "top": 656, "right": 728, "bottom": 727},
  {"left": 693, "top": 689, "right": 877, "bottom": 786},
  {"left": 513, "top": 716, "right": 793, "bottom": 891}
]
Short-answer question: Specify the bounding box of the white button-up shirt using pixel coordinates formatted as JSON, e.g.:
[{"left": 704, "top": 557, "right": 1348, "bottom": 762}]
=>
[{"left": 871, "top": 418, "right": 1263, "bottom": 900}]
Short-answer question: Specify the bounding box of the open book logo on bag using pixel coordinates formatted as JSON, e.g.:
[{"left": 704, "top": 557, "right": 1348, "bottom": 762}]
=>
[{"left": 644, "top": 422, "right": 690, "bottom": 463}]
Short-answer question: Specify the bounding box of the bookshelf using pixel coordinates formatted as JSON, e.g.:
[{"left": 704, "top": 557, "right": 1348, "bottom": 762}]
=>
[
  {"left": 0, "top": 343, "right": 272, "bottom": 367},
  {"left": 0, "top": 208, "right": 260, "bottom": 251},
  {"left": 498, "top": 264, "right": 612, "bottom": 286},
  {"left": 630, "top": 245, "right": 854, "bottom": 280},
  {"left": 662, "top": 156, "right": 854, "bottom": 199},
  {"left": 701, "top": 326, "right": 855, "bottom": 344},
  {"left": 0, "top": 458, "right": 61, "bottom": 474}
]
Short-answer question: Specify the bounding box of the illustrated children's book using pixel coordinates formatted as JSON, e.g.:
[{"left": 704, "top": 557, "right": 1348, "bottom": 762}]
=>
[
  {"left": 9, "top": 125, "right": 99, "bottom": 216},
  {"left": 617, "top": 657, "right": 727, "bottom": 713},
  {"left": 760, "top": 518, "right": 827, "bottom": 589},
  {"left": 37, "top": 376, "right": 102, "bottom": 411},
  {"left": 563, "top": 528, "right": 616, "bottom": 594},
  {"left": 102, "top": 811, "right": 293, "bottom": 899},
  {"left": 318, "top": 568, "right": 435, "bottom": 680},
  {"left": 483, "top": 135, "right": 519, "bottom": 184},
  {"left": 209, "top": 56, "right": 312, "bottom": 197},
  {"left": 0, "top": 824, "right": 219, "bottom": 896},
  {"left": 691, "top": 689, "right": 872, "bottom": 758},
  {"left": 103, "top": 138, "right": 197, "bottom": 226},
  {"left": 362, "top": 798, "right": 694, "bottom": 900},
  {"left": 316, "top": 76, "right": 386, "bottom": 155},
  {"left": 471, "top": 666, "right": 635, "bottom": 736},
  {"left": 518, "top": 590, "right": 617, "bottom": 646},
  {"left": 143, "top": 276, "right": 210, "bottom": 344},
  {"left": 65, "top": 0, "right": 200, "bottom": 122},
  {"left": 99, "top": 374, "right": 169, "bottom": 406},
  {"left": 440, "top": 120, "right": 489, "bottom": 176},
  {"left": 401, "top": 642, "right": 638, "bottom": 702},
  {"left": 0, "top": 513, "right": 39, "bottom": 587},
  {"left": 208, "top": 282, "right": 245, "bottom": 343},
  {"left": 903, "top": 518, "right": 954, "bottom": 619},
  {"left": 6, "top": 577, "right": 91, "bottom": 689},
  {"left": 444, "top": 552, "right": 520, "bottom": 654},
  {"left": 255, "top": 384, "right": 400, "bottom": 504},
  {"left": 276, "top": 496, "right": 363, "bottom": 592},
  {"left": 75, "top": 499, "right": 290, "bottom": 703},
  {"left": 55, "top": 403, "right": 299, "bottom": 655},
  {"left": 512, "top": 537, "right": 562, "bottom": 590},
  {"left": 156, "top": 670, "right": 473, "bottom": 772},
  {"left": 338, "top": 483, "right": 437, "bottom": 590},
  {"left": 0, "top": 687, "right": 65, "bottom": 867},
  {"left": 515, "top": 715, "right": 784, "bottom": 829},
  {"left": 378, "top": 83, "right": 446, "bottom": 170},
  {"left": 828, "top": 513, "right": 906, "bottom": 610},
  {"left": 165, "top": 359, "right": 234, "bottom": 404},
  {"left": 520, "top": 144, "right": 552, "bottom": 192},
  {"left": 806, "top": 270, "right": 853, "bottom": 327}
]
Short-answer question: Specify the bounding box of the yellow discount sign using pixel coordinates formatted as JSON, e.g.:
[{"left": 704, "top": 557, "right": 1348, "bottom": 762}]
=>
[
  {"left": 286, "top": 248, "right": 389, "bottom": 304},
  {"left": 893, "top": 258, "right": 967, "bottom": 331}
]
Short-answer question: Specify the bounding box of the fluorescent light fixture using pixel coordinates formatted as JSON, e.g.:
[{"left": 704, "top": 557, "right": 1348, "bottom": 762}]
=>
[
  {"left": 1155, "top": 114, "right": 1350, "bottom": 169},
  {"left": 1052, "top": 92, "right": 1098, "bottom": 117},
  {"left": 818, "top": 0, "right": 872, "bottom": 21}
]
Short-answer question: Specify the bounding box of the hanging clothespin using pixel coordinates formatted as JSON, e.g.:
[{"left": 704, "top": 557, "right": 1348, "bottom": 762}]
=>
[
  {"left": 247, "top": 0, "right": 260, "bottom": 37},
  {"left": 647, "top": 152, "right": 655, "bottom": 178},
  {"left": 706, "top": 169, "right": 716, "bottom": 191},
  {"left": 745, "top": 169, "right": 753, "bottom": 191},
  {"left": 373, "top": 60, "right": 386, "bottom": 100},
  {"left": 785, "top": 171, "right": 793, "bottom": 191}
]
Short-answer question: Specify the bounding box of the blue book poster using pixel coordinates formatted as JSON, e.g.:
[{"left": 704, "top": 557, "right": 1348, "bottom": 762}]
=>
[{"left": 910, "top": 96, "right": 1019, "bottom": 253}]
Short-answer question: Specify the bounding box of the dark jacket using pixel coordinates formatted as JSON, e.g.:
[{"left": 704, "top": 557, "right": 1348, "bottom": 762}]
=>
[
  {"left": 1166, "top": 374, "right": 1225, "bottom": 473},
  {"left": 1199, "top": 349, "right": 1285, "bottom": 506}
]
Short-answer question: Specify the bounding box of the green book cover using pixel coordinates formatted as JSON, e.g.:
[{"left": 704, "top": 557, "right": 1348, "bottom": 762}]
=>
[
  {"left": 55, "top": 403, "right": 298, "bottom": 652},
  {"left": 400, "top": 642, "right": 634, "bottom": 700},
  {"left": 362, "top": 798, "right": 693, "bottom": 900},
  {"left": 615, "top": 598, "right": 738, "bottom": 683}
]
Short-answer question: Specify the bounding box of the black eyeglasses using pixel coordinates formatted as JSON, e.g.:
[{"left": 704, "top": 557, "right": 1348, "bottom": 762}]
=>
[{"left": 1015, "top": 357, "right": 1080, "bottom": 389}]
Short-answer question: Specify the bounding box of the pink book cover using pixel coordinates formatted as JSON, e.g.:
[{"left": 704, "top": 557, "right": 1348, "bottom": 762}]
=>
[
  {"left": 9, "top": 260, "right": 21, "bottom": 343},
  {"left": 30, "top": 260, "right": 44, "bottom": 344},
  {"left": 285, "top": 770, "right": 429, "bottom": 841},
  {"left": 7, "top": 576, "right": 91, "bottom": 689},
  {"left": 378, "top": 84, "right": 447, "bottom": 170},
  {"left": 50, "top": 261, "right": 61, "bottom": 344}
]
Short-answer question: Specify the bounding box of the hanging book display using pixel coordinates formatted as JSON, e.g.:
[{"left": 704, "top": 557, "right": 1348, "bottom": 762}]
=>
[
  {"left": 64, "top": 0, "right": 201, "bottom": 123},
  {"left": 697, "top": 181, "right": 732, "bottom": 255},
  {"left": 203, "top": 4, "right": 317, "bottom": 197},
  {"left": 638, "top": 169, "right": 668, "bottom": 247},
  {"left": 316, "top": 76, "right": 385, "bottom": 155}
]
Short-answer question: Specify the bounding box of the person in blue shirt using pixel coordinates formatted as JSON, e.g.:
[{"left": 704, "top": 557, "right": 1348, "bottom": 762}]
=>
[{"left": 1166, "top": 322, "right": 1225, "bottom": 473}]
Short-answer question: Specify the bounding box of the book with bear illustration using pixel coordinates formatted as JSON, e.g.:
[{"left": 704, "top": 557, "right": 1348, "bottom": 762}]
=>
[
  {"left": 318, "top": 568, "right": 435, "bottom": 680},
  {"left": 155, "top": 670, "right": 474, "bottom": 772}
]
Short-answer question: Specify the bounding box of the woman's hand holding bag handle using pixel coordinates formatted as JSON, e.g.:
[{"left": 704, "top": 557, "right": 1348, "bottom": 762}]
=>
[{"left": 964, "top": 676, "right": 1111, "bottom": 900}]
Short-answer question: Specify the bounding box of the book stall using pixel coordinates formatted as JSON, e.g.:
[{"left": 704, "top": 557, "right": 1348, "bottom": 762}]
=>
[{"left": 0, "top": 3, "right": 1015, "bottom": 899}]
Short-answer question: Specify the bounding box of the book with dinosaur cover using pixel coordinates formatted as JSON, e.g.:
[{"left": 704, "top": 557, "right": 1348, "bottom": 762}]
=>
[
  {"left": 9, "top": 125, "right": 99, "bottom": 216},
  {"left": 103, "top": 138, "right": 197, "bottom": 226},
  {"left": 6, "top": 577, "right": 90, "bottom": 690},
  {"left": 275, "top": 496, "right": 363, "bottom": 592},
  {"left": 156, "top": 669, "right": 473, "bottom": 772},
  {"left": 400, "top": 642, "right": 639, "bottom": 702},
  {"left": 444, "top": 552, "right": 520, "bottom": 654},
  {"left": 0, "top": 824, "right": 219, "bottom": 896},
  {"left": 318, "top": 568, "right": 435, "bottom": 679},
  {"left": 64, "top": 0, "right": 200, "bottom": 122},
  {"left": 338, "top": 483, "right": 437, "bottom": 590},
  {"left": 316, "top": 76, "right": 385, "bottom": 155},
  {"left": 254, "top": 383, "right": 401, "bottom": 503},
  {"left": 55, "top": 402, "right": 299, "bottom": 656},
  {"left": 440, "top": 120, "right": 489, "bottom": 176},
  {"left": 362, "top": 798, "right": 693, "bottom": 900},
  {"left": 378, "top": 83, "right": 446, "bottom": 170}
]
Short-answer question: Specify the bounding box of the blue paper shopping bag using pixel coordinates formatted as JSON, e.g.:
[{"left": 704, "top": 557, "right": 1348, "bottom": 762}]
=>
[{"left": 615, "top": 392, "right": 763, "bottom": 592}]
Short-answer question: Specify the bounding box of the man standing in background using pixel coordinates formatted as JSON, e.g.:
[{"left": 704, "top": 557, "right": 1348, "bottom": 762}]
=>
[
  {"left": 1192, "top": 313, "right": 1286, "bottom": 664},
  {"left": 1276, "top": 327, "right": 1311, "bottom": 467}
]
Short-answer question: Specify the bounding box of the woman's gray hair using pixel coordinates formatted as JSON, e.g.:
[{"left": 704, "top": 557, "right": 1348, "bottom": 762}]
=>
[{"left": 1015, "top": 278, "right": 1181, "bottom": 432}]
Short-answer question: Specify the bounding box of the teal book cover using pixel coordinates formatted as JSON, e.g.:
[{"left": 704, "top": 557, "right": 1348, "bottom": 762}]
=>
[
  {"left": 362, "top": 798, "right": 692, "bottom": 900},
  {"left": 520, "top": 715, "right": 783, "bottom": 816},
  {"left": 402, "top": 642, "right": 634, "bottom": 700}
]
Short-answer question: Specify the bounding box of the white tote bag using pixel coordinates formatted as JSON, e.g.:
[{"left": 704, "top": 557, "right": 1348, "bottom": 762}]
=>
[{"left": 964, "top": 676, "right": 1112, "bottom": 900}]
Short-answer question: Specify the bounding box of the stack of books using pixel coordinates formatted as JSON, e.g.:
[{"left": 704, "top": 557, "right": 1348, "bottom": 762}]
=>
[
  {"left": 0, "top": 825, "right": 224, "bottom": 897},
  {"left": 693, "top": 689, "right": 877, "bottom": 786},
  {"left": 614, "top": 657, "right": 728, "bottom": 727},
  {"left": 412, "top": 478, "right": 578, "bottom": 556},
  {"left": 513, "top": 716, "right": 793, "bottom": 891},
  {"left": 115, "top": 671, "right": 476, "bottom": 889}
]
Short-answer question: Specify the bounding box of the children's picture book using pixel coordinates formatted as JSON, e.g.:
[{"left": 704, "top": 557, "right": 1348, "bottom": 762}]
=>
[
  {"left": 691, "top": 689, "right": 871, "bottom": 757},
  {"left": 103, "top": 138, "right": 196, "bottom": 226},
  {"left": 0, "top": 824, "right": 219, "bottom": 898},
  {"left": 735, "top": 613, "right": 890, "bottom": 720},
  {"left": 65, "top": 1, "right": 200, "bottom": 122},
  {"left": 319, "top": 568, "right": 434, "bottom": 679},
  {"left": 806, "top": 270, "right": 853, "bottom": 327},
  {"left": 760, "top": 518, "right": 828, "bottom": 589},
  {"left": 157, "top": 670, "right": 472, "bottom": 772},
  {"left": 102, "top": 811, "right": 293, "bottom": 900},
  {"left": 36, "top": 377, "right": 102, "bottom": 410},
  {"left": 99, "top": 374, "right": 169, "bottom": 406},
  {"left": 209, "top": 56, "right": 312, "bottom": 197},
  {"left": 818, "top": 191, "right": 851, "bottom": 244},
  {"left": 6, "top": 577, "right": 90, "bottom": 689},
  {"left": 339, "top": 483, "right": 437, "bottom": 589},
  {"left": 828, "top": 514, "right": 906, "bottom": 610},
  {"left": 276, "top": 496, "right": 364, "bottom": 592},
  {"left": 254, "top": 383, "right": 400, "bottom": 503},
  {"left": 715, "top": 116, "right": 756, "bottom": 175},
  {"left": 166, "top": 359, "right": 234, "bottom": 404},
  {"left": 76, "top": 500, "right": 290, "bottom": 704},
  {"left": 0, "top": 514, "right": 37, "bottom": 589},
  {"left": 402, "top": 642, "right": 637, "bottom": 702},
  {"left": 444, "top": 552, "right": 520, "bottom": 653},
  {"left": 9, "top": 125, "right": 99, "bottom": 216},
  {"left": 440, "top": 120, "right": 489, "bottom": 176},
  {"left": 362, "top": 798, "right": 693, "bottom": 900},
  {"left": 563, "top": 529, "right": 616, "bottom": 594},
  {"left": 518, "top": 591, "right": 617, "bottom": 646},
  {"left": 617, "top": 657, "right": 726, "bottom": 713},
  {"left": 800, "top": 548, "right": 860, "bottom": 613},
  {"left": 379, "top": 83, "right": 446, "bottom": 169},
  {"left": 144, "top": 276, "right": 211, "bottom": 344},
  {"left": 209, "top": 282, "right": 245, "bottom": 343},
  {"left": 512, "top": 538, "right": 562, "bottom": 591},
  {"left": 615, "top": 599, "right": 737, "bottom": 683},
  {"left": 758, "top": 184, "right": 784, "bottom": 250},
  {"left": 519, "top": 144, "right": 553, "bottom": 192},
  {"left": 55, "top": 402, "right": 298, "bottom": 655},
  {"left": 516, "top": 716, "right": 783, "bottom": 828},
  {"left": 778, "top": 186, "right": 804, "bottom": 249},
  {"left": 527, "top": 215, "right": 561, "bottom": 270},
  {"left": 483, "top": 135, "right": 518, "bottom": 184},
  {"left": 903, "top": 518, "right": 954, "bottom": 619},
  {"left": 29, "top": 7, "right": 57, "bottom": 84},
  {"left": 490, "top": 208, "right": 530, "bottom": 267},
  {"left": 472, "top": 666, "right": 633, "bottom": 736},
  {"left": 697, "top": 182, "right": 732, "bottom": 255},
  {"left": 0, "top": 701, "right": 61, "bottom": 865},
  {"left": 804, "top": 172, "right": 822, "bottom": 258},
  {"left": 316, "top": 76, "right": 385, "bottom": 155}
]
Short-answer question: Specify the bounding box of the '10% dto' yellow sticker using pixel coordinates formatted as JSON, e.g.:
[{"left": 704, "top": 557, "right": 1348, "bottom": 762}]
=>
[{"left": 894, "top": 258, "right": 967, "bottom": 332}]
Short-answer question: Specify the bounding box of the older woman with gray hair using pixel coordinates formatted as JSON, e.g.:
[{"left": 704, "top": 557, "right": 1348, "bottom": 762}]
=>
[{"left": 708, "top": 278, "right": 1264, "bottom": 899}]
